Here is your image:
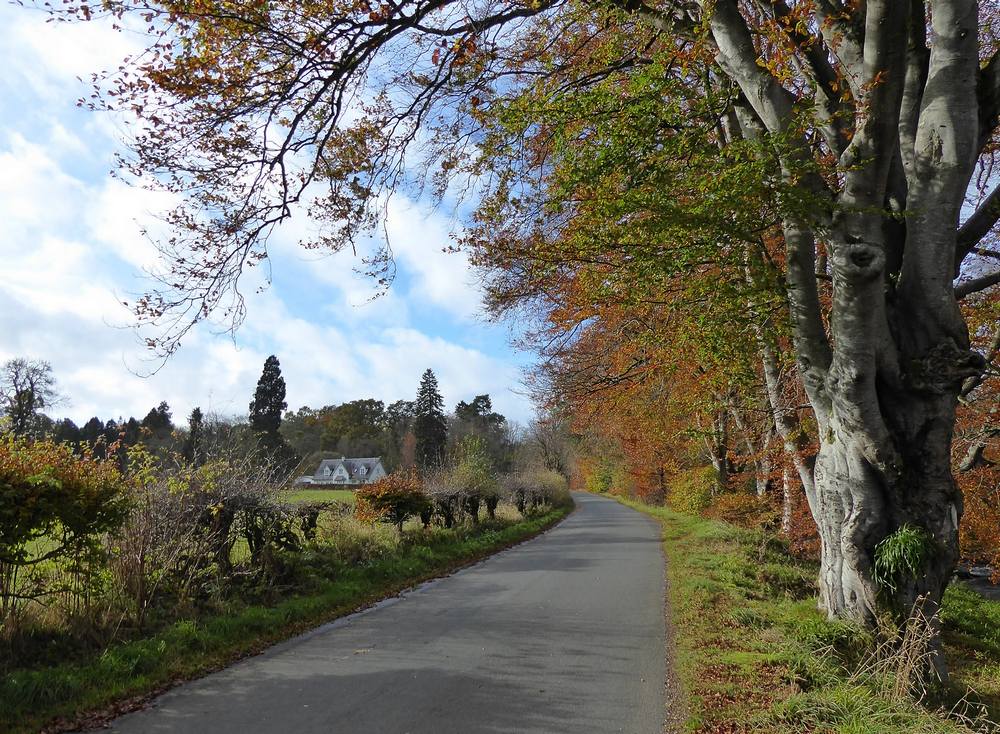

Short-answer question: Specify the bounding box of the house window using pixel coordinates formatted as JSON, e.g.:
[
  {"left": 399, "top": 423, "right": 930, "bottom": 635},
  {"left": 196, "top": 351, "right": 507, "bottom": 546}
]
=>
[
  {"left": 323, "top": 466, "right": 331, "bottom": 476},
  {"left": 359, "top": 466, "right": 367, "bottom": 476}
]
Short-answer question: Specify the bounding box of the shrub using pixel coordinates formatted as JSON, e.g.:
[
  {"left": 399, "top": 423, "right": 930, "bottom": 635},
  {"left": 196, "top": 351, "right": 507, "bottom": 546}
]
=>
[
  {"left": 450, "top": 436, "right": 500, "bottom": 523},
  {"left": 0, "top": 436, "right": 129, "bottom": 631},
  {"left": 500, "top": 469, "right": 571, "bottom": 514},
  {"left": 110, "top": 444, "right": 301, "bottom": 629},
  {"left": 500, "top": 472, "right": 531, "bottom": 514},
  {"left": 666, "top": 465, "right": 715, "bottom": 516},
  {"left": 424, "top": 469, "right": 463, "bottom": 527},
  {"left": 422, "top": 437, "right": 502, "bottom": 527},
  {"left": 532, "top": 469, "right": 572, "bottom": 508},
  {"left": 355, "top": 470, "right": 430, "bottom": 532}
]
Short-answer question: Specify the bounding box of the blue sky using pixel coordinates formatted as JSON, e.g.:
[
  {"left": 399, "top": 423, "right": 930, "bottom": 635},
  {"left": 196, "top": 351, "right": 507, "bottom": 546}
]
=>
[{"left": 0, "top": 5, "right": 536, "bottom": 426}]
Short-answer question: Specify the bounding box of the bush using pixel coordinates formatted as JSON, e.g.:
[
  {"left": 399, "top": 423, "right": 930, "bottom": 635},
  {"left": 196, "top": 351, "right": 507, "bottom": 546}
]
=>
[
  {"left": 424, "top": 469, "right": 463, "bottom": 527},
  {"left": 666, "top": 465, "right": 715, "bottom": 516},
  {"left": 500, "top": 472, "right": 531, "bottom": 514},
  {"left": 355, "top": 470, "right": 430, "bottom": 532},
  {"left": 110, "top": 444, "right": 303, "bottom": 630},
  {"left": 532, "top": 469, "right": 572, "bottom": 507},
  {"left": 500, "top": 469, "right": 571, "bottom": 514},
  {"left": 451, "top": 436, "right": 500, "bottom": 523},
  {"left": 0, "top": 436, "right": 129, "bottom": 633},
  {"left": 422, "top": 437, "right": 503, "bottom": 527}
]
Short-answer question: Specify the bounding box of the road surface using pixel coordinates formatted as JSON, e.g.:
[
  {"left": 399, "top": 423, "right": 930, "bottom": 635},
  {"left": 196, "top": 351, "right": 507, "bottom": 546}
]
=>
[{"left": 105, "top": 492, "right": 667, "bottom": 733}]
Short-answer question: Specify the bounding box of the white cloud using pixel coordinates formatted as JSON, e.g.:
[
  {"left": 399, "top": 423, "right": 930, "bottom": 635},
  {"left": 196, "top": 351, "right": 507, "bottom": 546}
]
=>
[
  {"left": 0, "top": 6, "right": 534, "bottom": 428},
  {"left": 385, "top": 196, "right": 484, "bottom": 318},
  {"left": 0, "top": 134, "right": 87, "bottom": 235},
  {"left": 2, "top": 9, "right": 140, "bottom": 103},
  {"left": 87, "top": 178, "right": 172, "bottom": 271}
]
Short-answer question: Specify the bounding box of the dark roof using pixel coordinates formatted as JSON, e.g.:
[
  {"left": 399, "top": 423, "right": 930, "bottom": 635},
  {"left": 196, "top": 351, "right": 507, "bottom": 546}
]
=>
[{"left": 314, "top": 457, "right": 383, "bottom": 479}]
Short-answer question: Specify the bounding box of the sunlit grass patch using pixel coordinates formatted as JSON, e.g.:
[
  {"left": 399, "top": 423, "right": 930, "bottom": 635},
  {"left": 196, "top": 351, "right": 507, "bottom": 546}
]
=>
[{"left": 283, "top": 488, "right": 356, "bottom": 504}]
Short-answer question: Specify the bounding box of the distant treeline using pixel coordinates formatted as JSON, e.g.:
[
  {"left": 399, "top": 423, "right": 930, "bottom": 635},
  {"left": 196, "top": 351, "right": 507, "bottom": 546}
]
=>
[{"left": 1, "top": 357, "right": 527, "bottom": 478}]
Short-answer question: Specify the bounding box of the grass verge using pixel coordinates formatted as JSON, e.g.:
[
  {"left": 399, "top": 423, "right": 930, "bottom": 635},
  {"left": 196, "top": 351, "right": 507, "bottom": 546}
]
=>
[
  {"left": 611, "top": 494, "right": 1000, "bottom": 734},
  {"left": 1, "top": 506, "right": 570, "bottom": 734}
]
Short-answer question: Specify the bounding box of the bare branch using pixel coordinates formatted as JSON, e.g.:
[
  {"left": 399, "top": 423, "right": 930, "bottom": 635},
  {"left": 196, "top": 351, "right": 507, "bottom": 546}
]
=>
[
  {"left": 956, "top": 184, "right": 1000, "bottom": 268},
  {"left": 955, "top": 269, "right": 1000, "bottom": 299}
]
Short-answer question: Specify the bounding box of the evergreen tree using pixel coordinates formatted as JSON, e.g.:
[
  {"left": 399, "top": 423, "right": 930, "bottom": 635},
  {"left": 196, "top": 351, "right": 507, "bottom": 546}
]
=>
[
  {"left": 454, "top": 395, "right": 505, "bottom": 431},
  {"left": 122, "top": 417, "right": 141, "bottom": 447},
  {"left": 183, "top": 407, "right": 205, "bottom": 466},
  {"left": 141, "top": 401, "right": 173, "bottom": 434},
  {"left": 248, "top": 355, "right": 299, "bottom": 476},
  {"left": 51, "top": 418, "right": 81, "bottom": 447},
  {"left": 103, "top": 419, "right": 120, "bottom": 444},
  {"left": 80, "top": 417, "right": 104, "bottom": 446},
  {"left": 249, "top": 355, "right": 287, "bottom": 436},
  {"left": 412, "top": 369, "right": 447, "bottom": 468},
  {"left": 452, "top": 394, "right": 512, "bottom": 472}
]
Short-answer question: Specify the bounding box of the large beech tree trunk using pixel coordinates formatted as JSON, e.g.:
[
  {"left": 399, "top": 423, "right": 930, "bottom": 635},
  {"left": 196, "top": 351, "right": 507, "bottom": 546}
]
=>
[
  {"left": 799, "top": 235, "right": 983, "bottom": 631},
  {"left": 705, "top": 0, "right": 995, "bottom": 648},
  {"left": 809, "top": 393, "right": 962, "bottom": 622}
]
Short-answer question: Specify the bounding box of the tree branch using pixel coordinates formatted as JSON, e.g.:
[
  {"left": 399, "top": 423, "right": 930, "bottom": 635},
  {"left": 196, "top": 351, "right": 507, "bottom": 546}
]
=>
[
  {"left": 610, "top": 0, "right": 699, "bottom": 34},
  {"left": 769, "top": 0, "right": 843, "bottom": 107},
  {"left": 956, "top": 184, "right": 1000, "bottom": 269},
  {"left": 898, "top": 0, "right": 928, "bottom": 181},
  {"left": 955, "top": 269, "right": 1000, "bottom": 299},
  {"left": 785, "top": 220, "right": 833, "bottom": 404},
  {"left": 707, "top": 0, "right": 797, "bottom": 135},
  {"left": 838, "top": 0, "right": 909, "bottom": 212},
  {"left": 813, "top": 0, "right": 865, "bottom": 98}
]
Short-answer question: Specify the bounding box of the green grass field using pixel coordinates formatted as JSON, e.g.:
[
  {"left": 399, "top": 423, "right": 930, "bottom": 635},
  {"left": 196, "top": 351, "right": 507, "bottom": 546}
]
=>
[{"left": 284, "top": 488, "right": 356, "bottom": 504}]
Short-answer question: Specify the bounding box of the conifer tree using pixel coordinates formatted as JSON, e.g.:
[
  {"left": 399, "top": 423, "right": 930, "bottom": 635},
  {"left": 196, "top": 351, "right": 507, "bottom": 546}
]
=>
[
  {"left": 249, "top": 356, "right": 287, "bottom": 436},
  {"left": 248, "top": 355, "right": 299, "bottom": 474},
  {"left": 412, "top": 369, "right": 447, "bottom": 469},
  {"left": 183, "top": 407, "right": 204, "bottom": 466}
]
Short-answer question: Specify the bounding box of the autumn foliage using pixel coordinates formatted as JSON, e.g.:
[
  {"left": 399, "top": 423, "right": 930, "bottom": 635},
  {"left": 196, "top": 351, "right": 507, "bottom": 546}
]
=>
[
  {"left": 0, "top": 435, "right": 128, "bottom": 567},
  {"left": 354, "top": 470, "right": 430, "bottom": 531}
]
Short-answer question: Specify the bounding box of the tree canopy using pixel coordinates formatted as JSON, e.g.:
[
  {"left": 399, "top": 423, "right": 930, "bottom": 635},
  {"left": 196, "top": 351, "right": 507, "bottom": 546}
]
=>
[{"left": 0, "top": 359, "right": 60, "bottom": 437}]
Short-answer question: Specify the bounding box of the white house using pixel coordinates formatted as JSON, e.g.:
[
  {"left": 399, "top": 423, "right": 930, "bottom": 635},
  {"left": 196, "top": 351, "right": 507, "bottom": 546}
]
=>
[{"left": 295, "top": 457, "right": 387, "bottom": 487}]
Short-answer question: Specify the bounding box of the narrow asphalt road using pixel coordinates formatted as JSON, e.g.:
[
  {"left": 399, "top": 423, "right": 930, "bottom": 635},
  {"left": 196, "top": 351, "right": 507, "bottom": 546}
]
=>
[{"left": 105, "top": 493, "right": 667, "bottom": 733}]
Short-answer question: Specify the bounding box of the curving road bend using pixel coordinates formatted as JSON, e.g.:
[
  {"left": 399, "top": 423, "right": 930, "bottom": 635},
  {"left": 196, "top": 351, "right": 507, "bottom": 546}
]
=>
[{"left": 105, "top": 492, "right": 667, "bottom": 734}]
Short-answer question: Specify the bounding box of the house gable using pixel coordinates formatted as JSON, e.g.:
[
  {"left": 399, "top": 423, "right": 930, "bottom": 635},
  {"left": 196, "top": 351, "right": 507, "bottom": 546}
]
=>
[{"left": 301, "top": 456, "right": 387, "bottom": 486}]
